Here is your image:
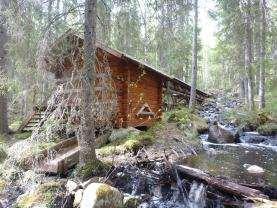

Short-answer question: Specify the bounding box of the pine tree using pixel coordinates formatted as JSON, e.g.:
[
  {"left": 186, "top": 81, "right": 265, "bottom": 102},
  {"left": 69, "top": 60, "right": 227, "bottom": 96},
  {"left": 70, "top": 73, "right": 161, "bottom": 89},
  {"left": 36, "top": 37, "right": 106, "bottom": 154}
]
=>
[{"left": 79, "top": 0, "right": 97, "bottom": 166}]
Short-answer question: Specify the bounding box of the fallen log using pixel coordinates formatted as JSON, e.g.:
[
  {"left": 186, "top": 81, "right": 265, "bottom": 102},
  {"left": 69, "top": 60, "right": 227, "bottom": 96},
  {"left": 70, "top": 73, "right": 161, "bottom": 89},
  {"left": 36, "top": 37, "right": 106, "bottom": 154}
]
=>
[{"left": 175, "top": 164, "right": 268, "bottom": 199}]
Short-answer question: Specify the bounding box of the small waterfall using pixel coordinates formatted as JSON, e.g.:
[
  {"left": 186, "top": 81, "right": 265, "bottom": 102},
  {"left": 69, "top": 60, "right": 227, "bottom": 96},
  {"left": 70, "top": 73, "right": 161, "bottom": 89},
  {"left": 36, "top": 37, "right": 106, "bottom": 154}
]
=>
[{"left": 188, "top": 181, "right": 206, "bottom": 208}]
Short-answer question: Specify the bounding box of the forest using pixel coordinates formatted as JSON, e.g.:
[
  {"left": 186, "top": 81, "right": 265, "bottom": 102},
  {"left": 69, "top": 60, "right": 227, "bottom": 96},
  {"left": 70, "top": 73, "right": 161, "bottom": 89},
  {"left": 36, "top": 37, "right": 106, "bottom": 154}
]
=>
[{"left": 0, "top": 0, "right": 276, "bottom": 207}]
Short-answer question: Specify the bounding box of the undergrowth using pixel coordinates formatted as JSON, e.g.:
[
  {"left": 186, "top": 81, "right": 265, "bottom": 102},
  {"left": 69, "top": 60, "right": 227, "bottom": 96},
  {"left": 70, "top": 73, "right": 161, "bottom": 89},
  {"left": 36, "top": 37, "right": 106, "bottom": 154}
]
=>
[
  {"left": 97, "top": 122, "right": 164, "bottom": 157},
  {"left": 166, "top": 107, "right": 208, "bottom": 134}
]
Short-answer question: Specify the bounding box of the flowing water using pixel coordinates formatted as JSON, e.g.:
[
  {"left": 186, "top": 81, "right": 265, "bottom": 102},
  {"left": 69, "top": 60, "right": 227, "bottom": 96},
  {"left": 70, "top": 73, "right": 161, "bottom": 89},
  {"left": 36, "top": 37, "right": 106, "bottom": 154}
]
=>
[{"left": 184, "top": 95, "right": 277, "bottom": 194}]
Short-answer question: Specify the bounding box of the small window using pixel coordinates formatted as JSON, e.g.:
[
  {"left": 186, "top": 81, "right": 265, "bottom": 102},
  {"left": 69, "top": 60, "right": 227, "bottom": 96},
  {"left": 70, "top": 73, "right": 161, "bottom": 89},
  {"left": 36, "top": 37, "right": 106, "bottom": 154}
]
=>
[{"left": 136, "top": 103, "right": 154, "bottom": 116}]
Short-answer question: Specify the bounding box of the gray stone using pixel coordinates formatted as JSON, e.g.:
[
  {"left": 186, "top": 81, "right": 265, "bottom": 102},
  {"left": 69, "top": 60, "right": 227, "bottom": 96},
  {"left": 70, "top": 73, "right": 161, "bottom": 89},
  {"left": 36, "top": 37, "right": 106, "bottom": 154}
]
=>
[
  {"left": 208, "top": 123, "right": 238, "bottom": 144},
  {"left": 66, "top": 180, "right": 79, "bottom": 193},
  {"left": 80, "top": 183, "right": 123, "bottom": 208},
  {"left": 244, "top": 164, "right": 265, "bottom": 174}
]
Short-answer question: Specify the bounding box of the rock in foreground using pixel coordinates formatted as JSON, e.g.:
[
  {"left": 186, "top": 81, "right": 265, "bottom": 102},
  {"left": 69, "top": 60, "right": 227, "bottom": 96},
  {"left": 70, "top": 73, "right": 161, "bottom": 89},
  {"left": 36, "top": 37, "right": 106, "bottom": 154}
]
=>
[{"left": 80, "top": 183, "right": 123, "bottom": 208}]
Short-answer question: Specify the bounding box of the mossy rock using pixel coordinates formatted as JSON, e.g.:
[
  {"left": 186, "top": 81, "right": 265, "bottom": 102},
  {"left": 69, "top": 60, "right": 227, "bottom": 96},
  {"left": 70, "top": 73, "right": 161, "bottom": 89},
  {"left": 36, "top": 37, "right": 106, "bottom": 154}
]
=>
[
  {"left": 16, "top": 181, "right": 61, "bottom": 208},
  {"left": 123, "top": 195, "right": 141, "bottom": 208},
  {"left": 257, "top": 123, "right": 277, "bottom": 136},
  {"left": 80, "top": 183, "right": 123, "bottom": 208},
  {"left": 98, "top": 130, "right": 155, "bottom": 157},
  {"left": 75, "top": 160, "right": 110, "bottom": 181}
]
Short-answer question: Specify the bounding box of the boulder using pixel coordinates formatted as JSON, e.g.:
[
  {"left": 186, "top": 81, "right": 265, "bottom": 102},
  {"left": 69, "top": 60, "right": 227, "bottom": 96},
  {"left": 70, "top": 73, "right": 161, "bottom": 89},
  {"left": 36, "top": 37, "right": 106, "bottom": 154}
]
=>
[
  {"left": 80, "top": 183, "right": 123, "bottom": 208},
  {"left": 208, "top": 123, "right": 238, "bottom": 144},
  {"left": 244, "top": 164, "right": 265, "bottom": 174},
  {"left": 109, "top": 127, "right": 140, "bottom": 142},
  {"left": 123, "top": 194, "right": 141, "bottom": 208},
  {"left": 66, "top": 180, "right": 79, "bottom": 194}
]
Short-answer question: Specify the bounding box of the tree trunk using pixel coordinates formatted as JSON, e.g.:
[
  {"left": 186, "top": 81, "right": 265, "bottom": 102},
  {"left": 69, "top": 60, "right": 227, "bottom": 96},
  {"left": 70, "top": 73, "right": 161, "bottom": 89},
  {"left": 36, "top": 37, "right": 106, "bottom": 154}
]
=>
[
  {"left": 189, "top": 0, "right": 198, "bottom": 109},
  {"left": 79, "top": 0, "right": 97, "bottom": 165},
  {"left": 245, "top": 0, "right": 255, "bottom": 110},
  {"left": 259, "top": 0, "right": 266, "bottom": 109},
  {"left": 0, "top": 0, "right": 9, "bottom": 134}
]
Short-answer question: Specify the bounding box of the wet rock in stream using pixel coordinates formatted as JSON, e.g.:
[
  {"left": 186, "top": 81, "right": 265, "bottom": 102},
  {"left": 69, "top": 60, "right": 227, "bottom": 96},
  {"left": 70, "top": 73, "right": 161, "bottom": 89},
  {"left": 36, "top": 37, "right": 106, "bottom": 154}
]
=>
[{"left": 208, "top": 123, "right": 239, "bottom": 144}]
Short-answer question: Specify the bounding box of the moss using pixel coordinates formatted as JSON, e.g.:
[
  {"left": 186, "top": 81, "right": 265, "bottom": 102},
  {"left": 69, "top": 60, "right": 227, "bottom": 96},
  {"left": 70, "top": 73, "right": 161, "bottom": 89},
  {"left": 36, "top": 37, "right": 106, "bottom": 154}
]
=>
[
  {"left": 257, "top": 123, "right": 277, "bottom": 136},
  {"left": 96, "top": 183, "right": 114, "bottom": 200},
  {"left": 75, "top": 160, "right": 110, "bottom": 180},
  {"left": 14, "top": 132, "right": 32, "bottom": 140},
  {"left": 16, "top": 181, "right": 61, "bottom": 208},
  {"left": 97, "top": 128, "right": 156, "bottom": 157}
]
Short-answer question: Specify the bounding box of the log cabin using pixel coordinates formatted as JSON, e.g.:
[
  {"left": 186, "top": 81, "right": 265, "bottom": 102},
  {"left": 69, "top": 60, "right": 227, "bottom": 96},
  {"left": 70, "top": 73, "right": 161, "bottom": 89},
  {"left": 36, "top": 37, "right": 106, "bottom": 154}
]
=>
[{"left": 19, "top": 30, "right": 210, "bottom": 132}]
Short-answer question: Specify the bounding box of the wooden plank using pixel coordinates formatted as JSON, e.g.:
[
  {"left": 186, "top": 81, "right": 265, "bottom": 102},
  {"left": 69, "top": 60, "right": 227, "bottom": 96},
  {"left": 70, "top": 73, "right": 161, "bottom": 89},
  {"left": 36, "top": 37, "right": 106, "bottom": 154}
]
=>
[{"left": 175, "top": 165, "right": 268, "bottom": 199}]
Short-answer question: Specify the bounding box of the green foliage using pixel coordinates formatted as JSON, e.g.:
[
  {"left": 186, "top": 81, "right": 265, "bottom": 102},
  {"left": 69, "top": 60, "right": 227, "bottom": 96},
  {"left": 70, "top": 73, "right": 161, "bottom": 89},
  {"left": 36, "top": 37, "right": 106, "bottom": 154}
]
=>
[
  {"left": 224, "top": 108, "right": 270, "bottom": 131},
  {"left": 257, "top": 123, "right": 277, "bottom": 136},
  {"left": 167, "top": 107, "right": 208, "bottom": 134}
]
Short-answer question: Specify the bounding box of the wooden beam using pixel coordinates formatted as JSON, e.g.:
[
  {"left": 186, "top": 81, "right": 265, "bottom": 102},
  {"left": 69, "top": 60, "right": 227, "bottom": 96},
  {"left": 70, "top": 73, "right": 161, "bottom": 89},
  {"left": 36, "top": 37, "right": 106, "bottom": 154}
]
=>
[{"left": 175, "top": 165, "right": 268, "bottom": 199}]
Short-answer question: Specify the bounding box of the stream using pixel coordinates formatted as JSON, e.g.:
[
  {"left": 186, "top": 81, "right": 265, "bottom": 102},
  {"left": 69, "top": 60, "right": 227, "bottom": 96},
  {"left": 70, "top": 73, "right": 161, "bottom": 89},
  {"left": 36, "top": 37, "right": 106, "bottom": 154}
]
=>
[
  {"left": 184, "top": 94, "right": 277, "bottom": 195},
  {"left": 1, "top": 94, "right": 276, "bottom": 208}
]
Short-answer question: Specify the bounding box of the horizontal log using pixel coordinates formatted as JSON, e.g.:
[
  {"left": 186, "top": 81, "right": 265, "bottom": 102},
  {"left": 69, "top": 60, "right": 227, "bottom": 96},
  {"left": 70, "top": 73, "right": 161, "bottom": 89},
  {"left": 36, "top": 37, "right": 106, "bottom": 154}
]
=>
[{"left": 175, "top": 164, "right": 268, "bottom": 199}]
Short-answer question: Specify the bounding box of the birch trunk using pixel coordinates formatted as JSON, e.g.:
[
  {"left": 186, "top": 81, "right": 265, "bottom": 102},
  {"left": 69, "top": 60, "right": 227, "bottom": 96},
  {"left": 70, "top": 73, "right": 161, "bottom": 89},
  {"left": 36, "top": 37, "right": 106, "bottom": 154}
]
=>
[
  {"left": 259, "top": 0, "right": 266, "bottom": 109},
  {"left": 0, "top": 0, "right": 9, "bottom": 134},
  {"left": 245, "top": 0, "right": 255, "bottom": 110},
  {"left": 189, "top": 0, "right": 198, "bottom": 109},
  {"left": 79, "top": 0, "right": 97, "bottom": 165}
]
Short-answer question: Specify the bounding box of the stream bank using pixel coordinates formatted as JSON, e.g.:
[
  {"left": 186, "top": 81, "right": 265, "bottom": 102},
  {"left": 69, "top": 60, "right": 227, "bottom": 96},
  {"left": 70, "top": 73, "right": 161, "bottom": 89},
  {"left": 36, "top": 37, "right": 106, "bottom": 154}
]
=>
[{"left": 0, "top": 93, "right": 276, "bottom": 207}]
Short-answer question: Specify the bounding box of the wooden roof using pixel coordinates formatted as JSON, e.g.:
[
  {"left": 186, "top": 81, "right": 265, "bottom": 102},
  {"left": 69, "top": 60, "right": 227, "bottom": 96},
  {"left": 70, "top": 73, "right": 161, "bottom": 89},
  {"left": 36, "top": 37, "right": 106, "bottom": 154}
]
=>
[{"left": 46, "top": 29, "right": 210, "bottom": 98}]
